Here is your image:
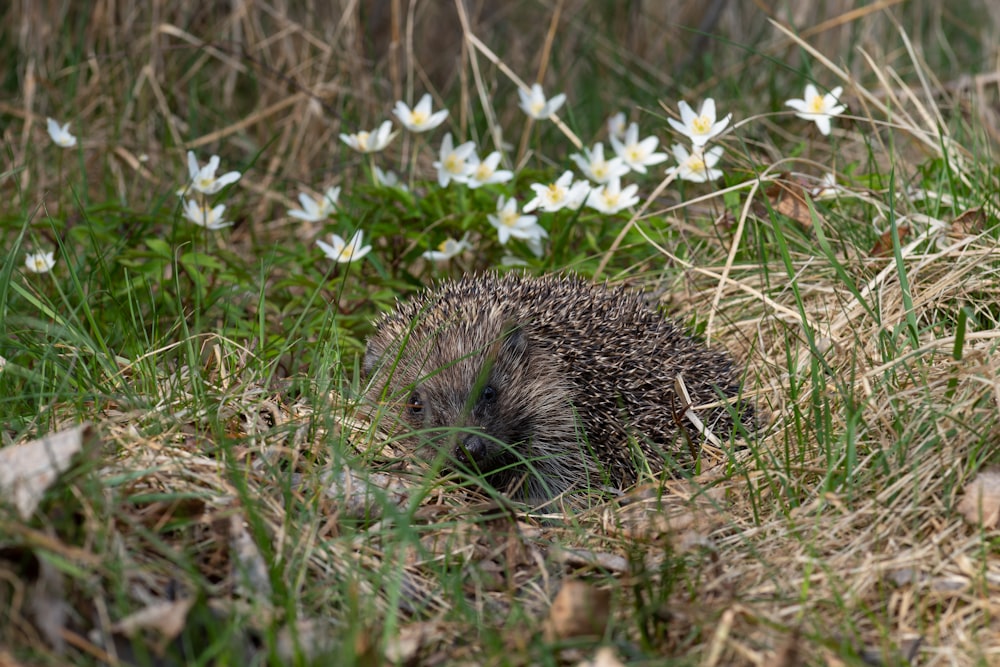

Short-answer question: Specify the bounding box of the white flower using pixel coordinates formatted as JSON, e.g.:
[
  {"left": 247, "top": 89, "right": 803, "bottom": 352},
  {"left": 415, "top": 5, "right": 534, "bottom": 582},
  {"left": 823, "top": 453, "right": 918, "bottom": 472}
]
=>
[
  {"left": 466, "top": 151, "right": 513, "bottom": 188},
  {"left": 524, "top": 171, "right": 591, "bottom": 213},
  {"left": 610, "top": 123, "right": 668, "bottom": 174},
  {"left": 374, "top": 166, "right": 408, "bottom": 191},
  {"left": 785, "top": 84, "right": 847, "bottom": 136},
  {"left": 46, "top": 118, "right": 77, "bottom": 148},
  {"left": 0, "top": 354, "right": 6, "bottom": 373},
  {"left": 488, "top": 196, "right": 547, "bottom": 245},
  {"left": 668, "top": 144, "right": 724, "bottom": 183},
  {"left": 340, "top": 120, "right": 397, "bottom": 153},
  {"left": 392, "top": 93, "right": 449, "bottom": 133},
  {"left": 185, "top": 151, "right": 242, "bottom": 195},
  {"left": 570, "top": 142, "right": 630, "bottom": 184},
  {"left": 288, "top": 187, "right": 340, "bottom": 222},
  {"left": 433, "top": 133, "right": 476, "bottom": 187},
  {"left": 25, "top": 250, "right": 56, "bottom": 273},
  {"left": 565, "top": 179, "right": 592, "bottom": 210},
  {"left": 607, "top": 112, "right": 627, "bottom": 141},
  {"left": 517, "top": 83, "right": 566, "bottom": 120},
  {"left": 811, "top": 172, "right": 839, "bottom": 200},
  {"left": 317, "top": 230, "right": 371, "bottom": 264},
  {"left": 586, "top": 177, "right": 640, "bottom": 215},
  {"left": 422, "top": 234, "right": 471, "bottom": 262},
  {"left": 667, "top": 99, "right": 731, "bottom": 147},
  {"left": 182, "top": 199, "right": 233, "bottom": 229}
]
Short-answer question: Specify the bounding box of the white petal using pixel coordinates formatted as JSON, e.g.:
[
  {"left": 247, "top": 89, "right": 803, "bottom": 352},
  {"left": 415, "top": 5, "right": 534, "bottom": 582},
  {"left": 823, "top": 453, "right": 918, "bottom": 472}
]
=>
[
  {"left": 678, "top": 101, "right": 696, "bottom": 125},
  {"left": 667, "top": 117, "right": 688, "bottom": 135},
  {"left": 712, "top": 113, "right": 732, "bottom": 135},
  {"left": 392, "top": 100, "right": 411, "bottom": 121},
  {"left": 414, "top": 94, "right": 432, "bottom": 114},
  {"left": 546, "top": 93, "right": 566, "bottom": 115},
  {"left": 701, "top": 98, "right": 717, "bottom": 122}
]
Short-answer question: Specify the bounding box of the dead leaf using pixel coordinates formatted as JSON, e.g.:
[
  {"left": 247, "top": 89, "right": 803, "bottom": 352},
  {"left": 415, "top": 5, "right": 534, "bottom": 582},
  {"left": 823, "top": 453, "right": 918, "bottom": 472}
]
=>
[
  {"left": 869, "top": 225, "right": 911, "bottom": 258},
  {"left": 771, "top": 627, "right": 802, "bottom": 667},
  {"left": 763, "top": 174, "right": 821, "bottom": 228},
  {"left": 229, "top": 515, "right": 272, "bottom": 599},
  {"left": 886, "top": 567, "right": 927, "bottom": 587},
  {"left": 28, "top": 558, "right": 70, "bottom": 653},
  {"left": 322, "top": 468, "right": 411, "bottom": 520},
  {"left": 550, "top": 547, "right": 628, "bottom": 573},
  {"left": 956, "top": 468, "right": 1000, "bottom": 528},
  {"left": 274, "top": 618, "right": 338, "bottom": 662},
  {"left": 110, "top": 597, "right": 196, "bottom": 644},
  {"left": 543, "top": 580, "right": 611, "bottom": 642},
  {"left": 102, "top": 598, "right": 256, "bottom": 665},
  {"left": 383, "top": 621, "right": 442, "bottom": 663},
  {"left": 610, "top": 483, "right": 727, "bottom": 544},
  {"left": 948, "top": 207, "right": 986, "bottom": 239},
  {"left": 575, "top": 646, "right": 625, "bottom": 667},
  {"left": 855, "top": 635, "right": 923, "bottom": 665},
  {"left": 0, "top": 423, "right": 98, "bottom": 519}
]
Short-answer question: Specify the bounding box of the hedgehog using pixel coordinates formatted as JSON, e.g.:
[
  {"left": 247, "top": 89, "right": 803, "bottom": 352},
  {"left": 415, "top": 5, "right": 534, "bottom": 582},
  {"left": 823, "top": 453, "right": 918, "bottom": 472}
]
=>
[{"left": 363, "top": 272, "right": 752, "bottom": 505}]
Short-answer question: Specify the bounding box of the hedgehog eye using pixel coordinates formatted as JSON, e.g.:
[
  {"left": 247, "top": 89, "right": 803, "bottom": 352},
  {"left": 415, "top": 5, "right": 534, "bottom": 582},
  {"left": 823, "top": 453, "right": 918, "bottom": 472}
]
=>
[
  {"left": 480, "top": 385, "right": 497, "bottom": 403},
  {"left": 407, "top": 391, "right": 424, "bottom": 417}
]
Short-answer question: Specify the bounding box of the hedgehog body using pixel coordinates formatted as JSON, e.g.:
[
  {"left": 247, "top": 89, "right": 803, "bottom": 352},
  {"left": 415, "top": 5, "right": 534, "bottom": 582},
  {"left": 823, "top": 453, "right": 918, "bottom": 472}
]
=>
[{"left": 363, "top": 273, "right": 751, "bottom": 504}]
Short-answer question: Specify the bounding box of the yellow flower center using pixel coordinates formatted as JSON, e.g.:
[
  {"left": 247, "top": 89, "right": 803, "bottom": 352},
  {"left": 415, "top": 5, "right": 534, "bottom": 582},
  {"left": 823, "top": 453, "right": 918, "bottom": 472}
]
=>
[
  {"left": 32, "top": 258, "right": 46, "bottom": 270},
  {"left": 474, "top": 164, "right": 492, "bottom": 180},
  {"left": 603, "top": 191, "right": 619, "bottom": 206},
  {"left": 411, "top": 110, "right": 428, "bottom": 126},
  {"left": 499, "top": 211, "right": 518, "bottom": 227},
  {"left": 688, "top": 156, "right": 706, "bottom": 173},
  {"left": 356, "top": 131, "right": 370, "bottom": 150},
  {"left": 547, "top": 183, "right": 565, "bottom": 202},
  {"left": 809, "top": 95, "right": 826, "bottom": 113},
  {"left": 445, "top": 155, "right": 464, "bottom": 174},
  {"left": 626, "top": 146, "right": 643, "bottom": 162},
  {"left": 592, "top": 162, "right": 608, "bottom": 178},
  {"left": 530, "top": 100, "right": 545, "bottom": 116},
  {"left": 692, "top": 115, "right": 712, "bottom": 134}
]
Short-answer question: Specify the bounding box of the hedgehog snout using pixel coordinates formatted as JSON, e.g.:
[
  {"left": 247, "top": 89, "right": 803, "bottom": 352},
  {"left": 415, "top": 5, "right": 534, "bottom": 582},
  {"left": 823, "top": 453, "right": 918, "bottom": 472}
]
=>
[{"left": 453, "top": 431, "right": 493, "bottom": 471}]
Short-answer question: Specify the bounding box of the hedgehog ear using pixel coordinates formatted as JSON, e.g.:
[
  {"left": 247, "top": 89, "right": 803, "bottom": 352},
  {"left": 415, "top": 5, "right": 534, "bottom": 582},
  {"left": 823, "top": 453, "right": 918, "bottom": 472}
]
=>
[
  {"left": 362, "top": 344, "right": 381, "bottom": 378},
  {"left": 500, "top": 321, "right": 528, "bottom": 357}
]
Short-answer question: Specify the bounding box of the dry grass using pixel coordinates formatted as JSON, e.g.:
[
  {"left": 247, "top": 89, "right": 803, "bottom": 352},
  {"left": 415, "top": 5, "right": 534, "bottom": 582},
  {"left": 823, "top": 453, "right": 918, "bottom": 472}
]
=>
[{"left": 2, "top": 1, "right": 1000, "bottom": 665}]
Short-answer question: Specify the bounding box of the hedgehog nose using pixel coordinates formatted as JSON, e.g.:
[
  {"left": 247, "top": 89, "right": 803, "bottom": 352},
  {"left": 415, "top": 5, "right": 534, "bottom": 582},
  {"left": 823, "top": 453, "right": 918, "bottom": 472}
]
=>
[{"left": 454, "top": 432, "right": 489, "bottom": 469}]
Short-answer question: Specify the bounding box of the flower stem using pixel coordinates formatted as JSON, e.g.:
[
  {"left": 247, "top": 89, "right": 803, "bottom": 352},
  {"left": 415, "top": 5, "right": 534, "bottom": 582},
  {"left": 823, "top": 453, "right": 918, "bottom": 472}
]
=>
[{"left": 57, "top": 151, "right": 64, "bottom": 216}]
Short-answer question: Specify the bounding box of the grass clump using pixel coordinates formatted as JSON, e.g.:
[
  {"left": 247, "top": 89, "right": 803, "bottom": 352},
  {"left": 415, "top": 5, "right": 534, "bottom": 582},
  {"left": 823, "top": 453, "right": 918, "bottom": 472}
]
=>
[{"left": 2, "top": 1, "right": 999, "bottom": 665}]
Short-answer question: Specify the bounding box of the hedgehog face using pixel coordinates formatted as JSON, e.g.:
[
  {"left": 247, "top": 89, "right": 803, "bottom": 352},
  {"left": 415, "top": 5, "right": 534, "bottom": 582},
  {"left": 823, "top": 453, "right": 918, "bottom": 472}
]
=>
[
  {"left": 365, "top": 314, "right": 581, "bottom": 501},
  {"left": 367, "top": 324, "right": 534, "bottom": 467}
]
